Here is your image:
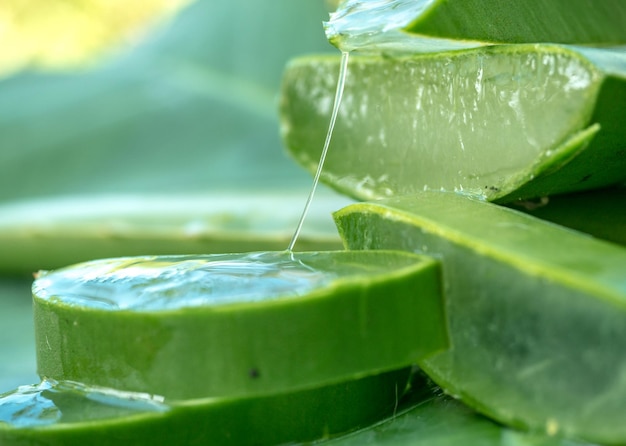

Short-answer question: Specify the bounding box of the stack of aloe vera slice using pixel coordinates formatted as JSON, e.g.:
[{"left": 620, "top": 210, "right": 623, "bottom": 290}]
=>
[
  {"left": 0, "top": 250, "right": 447, "bottom": 445},
  {"left": 280, "top": 0, "right": 626, "bottom": 445},
  {"left": 1, "top": 1, "right": 625, "bottom": 445}
]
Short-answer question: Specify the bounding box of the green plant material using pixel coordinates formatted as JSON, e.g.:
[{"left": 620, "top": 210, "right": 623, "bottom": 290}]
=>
[
  {"left": 280, "top": 45, "right": 626, "bottom": 203},
  {"left": 325, "top": 0, "right": 480, "bottom": 54},
  {"left": 325, "top": 0, "right": 626, "bottom": 53},
  {"left": 333, "top": 191, "right": 626, "bottom": 444},
  {"left": 405, "top": 0, "right": 626, "bottom": 45},
  {"left": 0, "top": 279, "right": 37, "bottom": 393},
  {"left": 0, "top": 193, "right": 348, "bottom": 276},
  {"left": 323, "top": 372, "right": 592, "bottom": 446},
  {"left": 34, "top": 250, "right": 446, "bottom": 400},
  {"left": 0, "top": 367, "right": 410, "bottom": 446},
  {"left": 0, "top": 0, "right": 332, "bottom": 204},
  {"left": 507, "top": 187, "right": 626, "bottom": 247}
]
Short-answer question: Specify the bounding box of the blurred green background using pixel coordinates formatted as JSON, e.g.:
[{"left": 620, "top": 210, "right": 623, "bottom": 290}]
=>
[
  {"left": 0, "top": 0, "right": 335, "bottom": 392},
  {"left": 0, "top": 0, "right": 334, "bottom": 201},
  {"left": 0, "top": 0, "right": 191, "bottom": 74}
]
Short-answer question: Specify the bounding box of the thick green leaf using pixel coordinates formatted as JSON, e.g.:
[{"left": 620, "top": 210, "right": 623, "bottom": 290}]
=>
[
  {"left": 280, "top": 45, "right": 626, "bottom": 202},
  {"left": 334, "top": 192, "right": 626, "bottom": 444},
  {"left": 406, "top": 0, "right": 626, "bottom": 45}
]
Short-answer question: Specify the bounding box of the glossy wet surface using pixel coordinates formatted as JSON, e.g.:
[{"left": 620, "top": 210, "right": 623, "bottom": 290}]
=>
[
  {"left": 0, "top": 379, "right": 168, "bottom": 428},
  {"left": 33, "top": 252, "right": 344, "bottom": 311}
]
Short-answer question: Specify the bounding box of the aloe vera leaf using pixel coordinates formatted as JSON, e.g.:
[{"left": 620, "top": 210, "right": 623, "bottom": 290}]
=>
[
  {"left": 333, "top": 191, "right": 626, "bottom": 444},
  {"left": 325, "top": 0, "right": 626, "bottom": 52},
  {"left": 495, "top": 48, "right": 626, "bottom": 202},
  {"left": 280, "top": 45, "right": 626, "bottom": 203},
  {"left": 507, "top": 187, "right": 626, "bottom": 247},
  {"left": 323, "top": 373, "right": 593, "bottom": 446},
  {"left": 0, "top": 193, "right": 347, "bottom": 276},
  {"left": 33, "top": 250, "right": 446, "bottom": 400},
  {"left": 0, "top": 368, "right": 410, "bottom": 446},
  {"left": 405, "top": 0, "right": 626, "bottom": 45},
  {"left": 0, "top": 279, "right": 37, "bottom": 393}
]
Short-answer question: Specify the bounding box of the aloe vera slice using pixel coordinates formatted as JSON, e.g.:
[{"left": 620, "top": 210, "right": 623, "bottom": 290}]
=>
[
  {"left": 0, "top": 368, "right": 410, "bottom": 446},
  {"left": 323, "top": 372, "right": 590, "bottom": 446},
  {"left": 326, "top": 0, "right": 626, "bottom": 51},
  {"left": 0, "top": 193, "right": 348, "bottom": 276},
  {"left": 280, "top": 45, "right": 626, "bottom": 203},
  {"left": 507, "top": 187, "right": 626, "bottom": 247},
  {"left": 333, "top": 191, "right": 626, "bottom": 444},
  {"left": 33, "top": 250, "right": 445, "bottom": 400}
]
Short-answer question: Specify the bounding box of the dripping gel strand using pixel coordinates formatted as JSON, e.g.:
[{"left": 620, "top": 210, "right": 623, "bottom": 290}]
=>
[{"left": 287, "top": 51, "right": 350, "bottom": 252}]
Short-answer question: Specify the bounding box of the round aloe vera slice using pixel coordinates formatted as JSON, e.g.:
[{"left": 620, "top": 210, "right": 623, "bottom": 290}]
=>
[
  {"left": 333, "top": 191, "right": 626, "bottom": 444},
  {"left": 0, "top": 368, "right": 410, "bottom": 446},
  {"left": 33, "top": 250, "right": 445, "bottom": 400},
  {"left": 280, "top": 45, "right": 626, "bottom": 203}
]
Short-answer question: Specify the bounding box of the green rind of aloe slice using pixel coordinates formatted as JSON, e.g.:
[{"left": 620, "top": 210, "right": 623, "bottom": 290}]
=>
[
  {"left": 333, "top": 191, "right": 626, "bottom": 444},
  {"left": 280, "top": 44, "right": 626, "bottom": 203},
  {"left": 322, "top": 372, "right": 591, "bottom": 446},
  {"left": 0, "top": 368, "right": 410, "bottom": 446},
  {"left": 33, "top": 251, "right": 446, "bottom": 400}
]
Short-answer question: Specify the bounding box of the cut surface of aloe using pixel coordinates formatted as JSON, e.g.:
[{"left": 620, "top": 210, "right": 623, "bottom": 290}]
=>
[
  {"left": 0, "top": 368, "right": 410, "bottom": 446},
  {"left": 34, "top": 250, "right": 445, "bottom": 400},
  {"left": 0, "top": 193, "right": 348, "bottom": 276},
  {"left": 280, "top": 45, "right": 626, "bottom": 203},
  {"left": 334, "top": 191, "right": 626, "bottom": 444},
  {"left": 326, "top": 0, "right": 626, "bottom": 51}
]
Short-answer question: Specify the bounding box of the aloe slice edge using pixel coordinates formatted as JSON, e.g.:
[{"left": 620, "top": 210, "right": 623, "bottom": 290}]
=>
[
  {"left": 33, "top": 250, "right": 446, "bottom": 400},
  {"left": 280, "top": 44, "right": 626, "bottom": 202},
  {"left": 333, "top": 191, "right": 626, "bottom": 444}
]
